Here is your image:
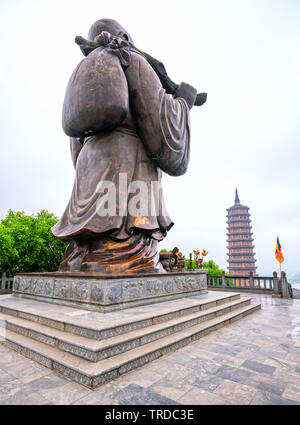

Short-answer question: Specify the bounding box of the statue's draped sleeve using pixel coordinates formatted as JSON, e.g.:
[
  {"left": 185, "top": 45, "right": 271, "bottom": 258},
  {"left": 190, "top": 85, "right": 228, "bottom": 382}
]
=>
[
  {"left": 125, "top": 51, "right": 191, "bottom": 176},
  {"left": 70, "top": 138, "right": 83, "bottom": 168}
]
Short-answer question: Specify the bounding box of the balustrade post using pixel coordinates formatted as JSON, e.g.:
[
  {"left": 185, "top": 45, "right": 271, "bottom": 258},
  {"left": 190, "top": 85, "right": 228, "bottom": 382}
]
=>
[
  {"left": 272, "top": 272, "right": 281, "bottom": 297},
  {"left": 221, "top": 271, "right": 226, "bottom": 288},
  {"left": 0, "top": 272, "right": 6, "bottom": 290},
  {"left": 249, "top": 272, "right": 254, "bottom": 289},
  {"left": 1, "top": 273, "right": 6, "bottom": 290},
  {"left": 280, "top": 271, "right": 292, "bottom": 299}
]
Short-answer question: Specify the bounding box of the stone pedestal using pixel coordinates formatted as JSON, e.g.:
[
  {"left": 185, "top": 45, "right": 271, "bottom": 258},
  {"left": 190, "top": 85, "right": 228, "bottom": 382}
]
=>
[{"left": 13, "top": 271, "right": 208, "bottom": 313}]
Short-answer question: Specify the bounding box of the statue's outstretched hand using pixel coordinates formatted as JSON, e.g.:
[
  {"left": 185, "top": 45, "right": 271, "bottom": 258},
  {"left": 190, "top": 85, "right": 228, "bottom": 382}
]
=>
[{"left": 175, "top": 82, "right": 197, "bottom": 110}]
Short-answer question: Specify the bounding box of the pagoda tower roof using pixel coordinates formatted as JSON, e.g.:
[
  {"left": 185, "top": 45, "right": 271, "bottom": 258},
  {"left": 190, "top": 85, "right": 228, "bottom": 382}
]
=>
[
  {"left": 234, "top": 188, "right": 240, "bottom": 204},
  {"left": 226, "top": 189, "right": 257, "bottom": 275},
  {"left": 226, "top": 188, "right": 250, "bottom": 212}
]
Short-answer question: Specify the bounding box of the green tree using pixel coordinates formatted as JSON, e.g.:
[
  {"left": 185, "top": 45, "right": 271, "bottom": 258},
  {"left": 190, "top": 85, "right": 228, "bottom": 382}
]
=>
[
  {"left": 185, "top": 259, "right": 197, "bottom": 270},
  {"left": 0, "top": 210, "right": 66, "bottom": 276},
  {"left": 184, "top": 258, "right": 226, "bottom": 276},
  {"left": 202, "top": 260, "right": 225, "bottom": 276}
]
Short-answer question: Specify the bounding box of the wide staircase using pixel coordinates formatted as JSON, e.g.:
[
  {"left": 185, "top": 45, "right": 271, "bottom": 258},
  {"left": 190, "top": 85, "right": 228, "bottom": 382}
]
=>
[{"left": 0, "top": 292, "right": 260, "bottom": 389}]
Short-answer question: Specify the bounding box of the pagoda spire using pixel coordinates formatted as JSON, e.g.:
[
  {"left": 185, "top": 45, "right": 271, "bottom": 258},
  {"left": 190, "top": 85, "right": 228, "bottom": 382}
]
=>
[{"left": 234, "top": 188, "right": 240, "bottom": 204}]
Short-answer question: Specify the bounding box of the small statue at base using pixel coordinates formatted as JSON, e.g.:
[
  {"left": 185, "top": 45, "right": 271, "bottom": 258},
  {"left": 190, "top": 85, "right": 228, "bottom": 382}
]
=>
[
  {"left": 160, "top": 247, "right": 185, "bottom": 272},
  {"left": 193, "top": 250, "right": 203, "bottom": 269}
]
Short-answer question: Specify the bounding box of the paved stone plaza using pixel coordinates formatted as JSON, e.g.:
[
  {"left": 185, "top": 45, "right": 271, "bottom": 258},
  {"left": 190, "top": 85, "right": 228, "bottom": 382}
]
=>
[{"left": 0, "top": 293, "right": 299, "bottom": 405}]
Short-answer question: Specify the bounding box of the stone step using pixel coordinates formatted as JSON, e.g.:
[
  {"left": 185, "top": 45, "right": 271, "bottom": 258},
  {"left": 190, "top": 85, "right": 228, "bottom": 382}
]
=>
[
  {"left": 0, "top": 293, "right": 241, "bottom": 341},
  {"left": 2, "top": 302, "right": 261, "bottom": 389},
  {"left": 0, "top": 297, "right": 251, "bottom": 362}
]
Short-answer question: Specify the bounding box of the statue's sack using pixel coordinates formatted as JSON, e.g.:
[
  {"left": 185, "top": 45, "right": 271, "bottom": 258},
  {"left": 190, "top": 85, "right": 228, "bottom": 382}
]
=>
[{"left": 62, "top": 47, "right": 129, "bottom": 138}]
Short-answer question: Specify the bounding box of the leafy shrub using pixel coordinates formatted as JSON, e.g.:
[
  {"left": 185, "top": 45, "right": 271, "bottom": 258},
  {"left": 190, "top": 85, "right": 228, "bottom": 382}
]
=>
[
  {"left": 184, "top": 258, "right": 227, "bottom": 276},
  {"left": 0, "top": 210, "right": 67, "bottom": 276}
]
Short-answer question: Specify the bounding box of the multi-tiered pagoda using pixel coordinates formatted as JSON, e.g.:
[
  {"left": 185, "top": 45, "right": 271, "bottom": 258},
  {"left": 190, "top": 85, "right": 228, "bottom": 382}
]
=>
[{"left": 226, "top": 189, "right": 257, "bottom": 276}]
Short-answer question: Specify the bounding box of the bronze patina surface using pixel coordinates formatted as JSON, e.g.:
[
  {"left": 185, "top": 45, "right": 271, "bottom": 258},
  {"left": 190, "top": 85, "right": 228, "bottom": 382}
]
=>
[{"left": 52, "top": 19, "right": 206, "bottom": 274}]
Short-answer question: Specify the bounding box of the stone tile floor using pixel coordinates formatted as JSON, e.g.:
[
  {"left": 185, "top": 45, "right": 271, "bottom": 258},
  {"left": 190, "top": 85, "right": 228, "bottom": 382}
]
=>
[{"left": 0, "top": 293, "right": 299, "bottom": 405}]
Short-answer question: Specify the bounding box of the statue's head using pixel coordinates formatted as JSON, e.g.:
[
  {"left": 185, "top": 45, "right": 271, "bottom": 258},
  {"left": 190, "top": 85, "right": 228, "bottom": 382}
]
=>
[{"left": 88, "top": 19, "right": 133, "bottom": 43}]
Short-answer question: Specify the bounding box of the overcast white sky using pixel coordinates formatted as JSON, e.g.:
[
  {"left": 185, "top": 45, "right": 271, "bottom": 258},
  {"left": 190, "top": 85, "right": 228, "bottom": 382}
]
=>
[{"left": 0, "top": 0, "right": 299, "bottom": 277}]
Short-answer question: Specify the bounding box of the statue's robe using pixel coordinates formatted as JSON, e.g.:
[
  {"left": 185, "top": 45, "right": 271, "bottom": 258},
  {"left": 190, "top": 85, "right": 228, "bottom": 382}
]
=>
[{"left": 52, "top": 50, "right": 191, "bottom": 274}]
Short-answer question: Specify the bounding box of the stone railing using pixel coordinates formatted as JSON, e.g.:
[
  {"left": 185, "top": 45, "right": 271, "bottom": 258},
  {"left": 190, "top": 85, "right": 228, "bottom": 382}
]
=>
[
  {"left": 0, "top": 273, "right": 14, "bottom": 293},
  {"left": 207, "top": 271, "right": 292, "bottom": 298}
]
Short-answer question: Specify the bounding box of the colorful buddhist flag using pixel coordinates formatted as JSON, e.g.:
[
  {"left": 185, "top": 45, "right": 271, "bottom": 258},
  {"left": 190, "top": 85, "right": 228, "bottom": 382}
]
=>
[{"left": 275, "top": 237, "right": 284, "bottom": 264}]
